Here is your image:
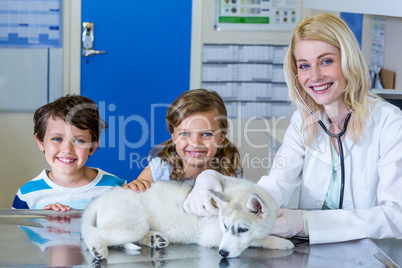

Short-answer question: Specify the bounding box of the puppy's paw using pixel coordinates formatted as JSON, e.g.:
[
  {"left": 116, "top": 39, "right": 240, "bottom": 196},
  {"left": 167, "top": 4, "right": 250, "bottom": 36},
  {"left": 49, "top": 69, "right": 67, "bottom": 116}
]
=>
[
  {"left": 140, "top": 231, "right": 169, "bottom": 249},
  {"left": 90, "top": 241, "right": 108, "bottom": 259},
  {"left": 252, "top": 235, "right": 294, "bottom": 250},
  {"left": 275, "top": 238, "right": 295, "bottom": 250},
  {"left": 268, "top": 236, "right": 295, "bottom": 250}
]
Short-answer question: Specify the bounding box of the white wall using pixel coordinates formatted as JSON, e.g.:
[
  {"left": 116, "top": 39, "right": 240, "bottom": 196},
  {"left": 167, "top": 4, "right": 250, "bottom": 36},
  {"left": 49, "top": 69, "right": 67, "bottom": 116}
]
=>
[
  {"left": 0, "top": 0, "right": 81, "bottom": 208},
  {"left": 0, "top": 114, "right": 48, "bottom": 208},
  {"left": 190, "top": 0, "right": 323, "bottom": 182},
  {"left": 191, "top": 1, "right": 402, "bottom": 184},
  {"left": 1, "top": 0, "right": 401, "bottom": 208}
]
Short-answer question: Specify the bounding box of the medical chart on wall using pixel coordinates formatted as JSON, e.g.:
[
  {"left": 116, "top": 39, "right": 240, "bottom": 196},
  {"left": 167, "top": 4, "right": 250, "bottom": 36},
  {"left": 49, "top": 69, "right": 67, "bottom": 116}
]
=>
[
  {"left": 369, "top": 16, "right": 386, "bottom": 89},
  {"left": 370, "top": 16, "right": 386, "bottom": 69},
  {"left": 0, "top": 0, "right": 62, "bottom": 48},
  {"left": 215, "top": 0, "right": 301, "bottom": 31}
]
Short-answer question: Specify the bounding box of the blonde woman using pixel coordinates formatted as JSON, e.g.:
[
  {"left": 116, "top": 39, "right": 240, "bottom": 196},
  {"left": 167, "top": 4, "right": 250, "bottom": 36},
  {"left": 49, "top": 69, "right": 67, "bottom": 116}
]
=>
[
  {"left": 186, "top": 13, "right": 402, "bottom": 244},
  {"left": 258, "top": 13, "right": 402, "bottom": 244}
]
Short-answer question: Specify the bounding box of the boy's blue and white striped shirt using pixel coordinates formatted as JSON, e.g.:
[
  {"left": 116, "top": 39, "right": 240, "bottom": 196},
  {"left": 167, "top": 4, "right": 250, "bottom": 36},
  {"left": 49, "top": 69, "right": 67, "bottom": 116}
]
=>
[{"left": 12, "top": 168, "right": 126, "bottom": 209}]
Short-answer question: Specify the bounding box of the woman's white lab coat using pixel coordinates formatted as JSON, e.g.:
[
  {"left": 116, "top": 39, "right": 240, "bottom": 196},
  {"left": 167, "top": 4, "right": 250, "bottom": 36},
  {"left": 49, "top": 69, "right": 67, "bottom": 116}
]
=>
[{"left": 258, "top": 100, "right": 402, "bottom": 244}]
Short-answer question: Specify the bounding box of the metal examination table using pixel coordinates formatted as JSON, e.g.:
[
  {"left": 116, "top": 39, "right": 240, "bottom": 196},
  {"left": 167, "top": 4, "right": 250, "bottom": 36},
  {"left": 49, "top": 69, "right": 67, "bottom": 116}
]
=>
[{"left": 0, "top": 209, "right": 400, "bottom": 267}]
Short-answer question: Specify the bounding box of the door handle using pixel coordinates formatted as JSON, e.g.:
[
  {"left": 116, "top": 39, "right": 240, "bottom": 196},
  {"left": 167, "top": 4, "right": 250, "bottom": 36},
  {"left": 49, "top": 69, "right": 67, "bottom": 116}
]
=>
[
  {"left": 83, "top": 49, "right": 106, "bottom": 57},
  {"left": 82, "top": 22, "right": 106, "bottom": 57}
]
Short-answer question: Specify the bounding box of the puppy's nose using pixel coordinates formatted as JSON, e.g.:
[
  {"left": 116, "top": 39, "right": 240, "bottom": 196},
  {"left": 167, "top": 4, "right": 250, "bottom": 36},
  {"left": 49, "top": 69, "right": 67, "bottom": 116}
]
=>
[{"left": 219, "top": 249, "right": 229, "bottom": 258}]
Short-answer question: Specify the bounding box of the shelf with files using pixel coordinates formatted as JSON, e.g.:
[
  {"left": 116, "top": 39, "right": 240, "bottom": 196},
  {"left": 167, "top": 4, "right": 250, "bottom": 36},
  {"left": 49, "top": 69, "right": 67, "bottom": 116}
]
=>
[
  {"left": 371, "top": 89, "right": 402, "bottom": 100},
  {"left": 222, "top": 99, "right": 295, "bottom": 120},
  {"left": 201, "top": 43, "right": 295, "bottom": 120}
]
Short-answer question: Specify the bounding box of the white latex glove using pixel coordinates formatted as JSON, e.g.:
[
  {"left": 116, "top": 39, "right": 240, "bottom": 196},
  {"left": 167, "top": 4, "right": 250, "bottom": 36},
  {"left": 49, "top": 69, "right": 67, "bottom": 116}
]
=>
[
  {"left": 269, "top": 209, "right": 308, "bottom": 238},
  {"left": 183, "top": 169, "right": 223, "bottom": 217}
]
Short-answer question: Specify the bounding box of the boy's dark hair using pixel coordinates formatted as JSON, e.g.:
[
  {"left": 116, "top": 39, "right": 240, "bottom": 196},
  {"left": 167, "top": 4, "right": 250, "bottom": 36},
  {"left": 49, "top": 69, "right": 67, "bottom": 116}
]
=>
[{"left": 34, "top": 95, "right": 107, "bottom": 149}]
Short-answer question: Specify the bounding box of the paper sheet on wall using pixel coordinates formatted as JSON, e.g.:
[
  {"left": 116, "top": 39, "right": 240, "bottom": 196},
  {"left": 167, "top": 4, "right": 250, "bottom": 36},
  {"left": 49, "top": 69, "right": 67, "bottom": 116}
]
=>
[
  {"left": 215, "top": 0, "right": 301, "bottom": 31},
  {"left": 370, "top": 16, "right": 386, "bottom": 68},
  {"left": 0, "top": 0, "right": 62, "bottom": 48},
  {"left": 370, "top": 16, "right": 386, "bottom": 89}
]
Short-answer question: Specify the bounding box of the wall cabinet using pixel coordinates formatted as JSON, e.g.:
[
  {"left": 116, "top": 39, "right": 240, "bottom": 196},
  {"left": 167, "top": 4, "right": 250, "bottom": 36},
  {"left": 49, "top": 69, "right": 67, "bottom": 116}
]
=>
[{"left": 201, "top": 44, "right": 296, "bottom": 120}]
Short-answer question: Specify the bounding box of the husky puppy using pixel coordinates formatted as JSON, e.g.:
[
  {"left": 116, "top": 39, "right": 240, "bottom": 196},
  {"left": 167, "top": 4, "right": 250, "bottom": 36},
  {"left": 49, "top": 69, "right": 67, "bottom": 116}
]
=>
[{"left": 81, "top": 177, "right": 294, "bottom": 259}]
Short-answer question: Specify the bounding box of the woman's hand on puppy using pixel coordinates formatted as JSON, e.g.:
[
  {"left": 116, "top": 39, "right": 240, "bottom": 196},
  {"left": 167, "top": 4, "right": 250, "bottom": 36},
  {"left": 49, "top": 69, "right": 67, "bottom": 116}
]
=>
[
  {"left": 269, "top": 209, "right": 308, "bottom": 237},
  {"left": 183, "top": 169, "right": 223, "bottom": 217}
]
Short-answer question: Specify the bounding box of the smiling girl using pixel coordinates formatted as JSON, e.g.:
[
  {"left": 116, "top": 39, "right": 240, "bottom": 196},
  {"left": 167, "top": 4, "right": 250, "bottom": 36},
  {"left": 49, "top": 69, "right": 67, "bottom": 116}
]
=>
[{"left": 124, "top": 89, "right": 243, "bottom": 193}]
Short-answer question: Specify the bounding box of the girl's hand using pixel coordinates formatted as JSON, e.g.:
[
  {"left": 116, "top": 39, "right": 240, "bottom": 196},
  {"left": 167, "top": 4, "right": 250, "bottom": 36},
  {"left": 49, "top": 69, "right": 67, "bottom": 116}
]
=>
[
  {"left": 123, "top": 179, "right": 152, "bottom": 193},
  {"left": 43, "top": 203, "right": 71, "bottom": 212}
]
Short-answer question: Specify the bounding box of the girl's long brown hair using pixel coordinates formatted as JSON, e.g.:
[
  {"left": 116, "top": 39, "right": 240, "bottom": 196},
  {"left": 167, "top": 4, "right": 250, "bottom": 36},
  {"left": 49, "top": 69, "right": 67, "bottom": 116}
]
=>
[{"left": 150, "top": 89, "right": 243, "bottom": 180}]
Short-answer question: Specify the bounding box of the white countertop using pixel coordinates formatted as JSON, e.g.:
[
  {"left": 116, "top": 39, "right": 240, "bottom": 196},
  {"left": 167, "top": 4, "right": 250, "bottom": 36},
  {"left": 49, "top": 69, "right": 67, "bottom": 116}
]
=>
[{"left": 0, "top": 209, "right": 400, "bottom": 267}]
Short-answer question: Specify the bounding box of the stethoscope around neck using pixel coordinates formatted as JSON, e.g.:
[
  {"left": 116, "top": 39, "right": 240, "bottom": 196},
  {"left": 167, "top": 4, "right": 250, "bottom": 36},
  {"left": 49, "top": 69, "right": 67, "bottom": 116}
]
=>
[{"left": 293, "top": 74, "right": 353, "bottom": 209}]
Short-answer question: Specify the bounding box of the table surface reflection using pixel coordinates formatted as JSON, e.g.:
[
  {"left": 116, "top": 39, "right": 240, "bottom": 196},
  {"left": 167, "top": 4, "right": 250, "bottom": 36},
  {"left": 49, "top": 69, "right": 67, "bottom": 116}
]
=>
[{"left": 0, "top": 209, "right": 400, "bottom": 268}]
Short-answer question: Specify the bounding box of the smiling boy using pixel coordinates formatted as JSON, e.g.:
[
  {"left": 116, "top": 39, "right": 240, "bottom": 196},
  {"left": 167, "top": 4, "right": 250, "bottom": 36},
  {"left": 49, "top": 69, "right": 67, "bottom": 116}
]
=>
[{"left": 12, "top": 95, "right": 126, "bottom": 211}]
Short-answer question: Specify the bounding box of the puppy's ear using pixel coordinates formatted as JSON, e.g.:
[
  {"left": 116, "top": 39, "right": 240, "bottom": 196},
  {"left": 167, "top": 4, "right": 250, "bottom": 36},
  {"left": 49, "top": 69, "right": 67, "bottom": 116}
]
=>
[
  {"left": 246, "top": 193, "right": 266, "bottom": 216},
  {"left": 209, "top": 190, "right": 229, "bottom": 209}
]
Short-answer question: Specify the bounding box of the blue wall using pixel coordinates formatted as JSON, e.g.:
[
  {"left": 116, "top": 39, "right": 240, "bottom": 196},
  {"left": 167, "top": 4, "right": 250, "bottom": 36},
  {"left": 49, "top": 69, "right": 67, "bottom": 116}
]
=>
[
  {"left": 81, "top": 1, "right": 192, "bottom": 182},
  {"left": 340, "top": 12, "right": 363, "bottom": 48}
]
